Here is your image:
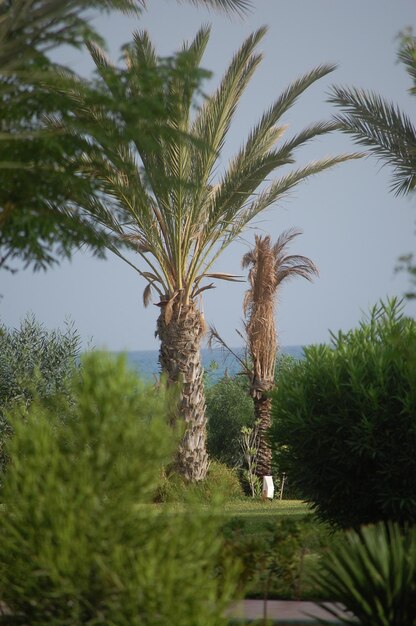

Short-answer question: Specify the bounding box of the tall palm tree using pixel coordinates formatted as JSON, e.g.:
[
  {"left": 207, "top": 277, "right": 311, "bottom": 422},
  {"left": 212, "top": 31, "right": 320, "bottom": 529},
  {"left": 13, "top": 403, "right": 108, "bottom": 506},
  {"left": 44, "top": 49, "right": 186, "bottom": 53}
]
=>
[
  {"left": 64, "top": 27, "right": 358, "bottom": 481},
  {"left": 242, "top": 230, "right": 318, "bottom": 478}
]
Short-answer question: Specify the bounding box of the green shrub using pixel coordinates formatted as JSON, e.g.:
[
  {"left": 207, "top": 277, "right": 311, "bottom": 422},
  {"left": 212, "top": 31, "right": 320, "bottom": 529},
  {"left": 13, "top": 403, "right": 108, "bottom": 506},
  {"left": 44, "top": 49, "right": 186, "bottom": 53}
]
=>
[
  {"left": 315, "top": 522, "right": 416, "bottom": 626},
  {"left": 274, "top": 353, "right": 298, "bottom": 384},
  {"left": 0, "top": 313, "right": 80, "bottom": 404},
  {"left": 221, "top": 517, "right": 315, "bottom": 600},
  {"left": 157, "top": 460, "right": 243, "bottom": 503},
  {"left": 203, "top": 461, "right": 244, "bottom": 501},
  {"left": 0, "top": 314, "right": 80, "bottom": 478},
  {"left": 0, "top": 353, "right": 237, "bottom": 626},
  {"left": 271, "top": 299, "right": 416, "bottom": 528},
  {"left": 206, "top": 376, "right": 254, "bottom": 467}
]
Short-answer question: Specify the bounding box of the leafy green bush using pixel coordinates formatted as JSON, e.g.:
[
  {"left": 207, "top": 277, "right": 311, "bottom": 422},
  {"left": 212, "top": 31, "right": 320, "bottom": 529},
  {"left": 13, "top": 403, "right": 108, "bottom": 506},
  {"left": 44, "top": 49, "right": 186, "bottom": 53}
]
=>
[
  {"left": 315, "top": 522, "right": 416, "bottom": 626},
  {"left": 157, "top": 460, "right": 243, "bottom": 503},
  {"left": 0, "top": 353, "right": 237, "bottom": 626},
  {"left": 0, "top": 314, "right": 80, "bottom": 478},
  {"left": 206, "top": 376, "right": 254, "bottom": 467},
  {"left": 271, "top": 299, "right": 416, "bottom": 528}
]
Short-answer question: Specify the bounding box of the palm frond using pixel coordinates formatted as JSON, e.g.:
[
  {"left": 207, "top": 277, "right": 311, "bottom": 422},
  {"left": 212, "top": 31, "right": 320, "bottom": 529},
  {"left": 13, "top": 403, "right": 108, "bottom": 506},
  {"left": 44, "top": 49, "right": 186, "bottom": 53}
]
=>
[
  {"left": 200, "top": 153, "right": 361, "bottom": 266},
  {"left": 329, "top": 85, "right": 416, "bottom": 195},
  {"left": 397, "top": 40, "right": 416, "bottom": 92},
  {"left": 208, "top": 326, "right": 251, "bottom": 375},
  {"left": 0, "top": 0, "right": 142, "bottom": 71},
  {"left": 176, "top": 0, "right": 251, "bottom": 16},
  {"left": 206, "top": 120, "right": 339, "bottom": 239},
  {"left": 241, "top": 64, "right": 336, "bottom": 160},
  {"left": 191, "top": 27, "right": 266, "bottom": 188}
]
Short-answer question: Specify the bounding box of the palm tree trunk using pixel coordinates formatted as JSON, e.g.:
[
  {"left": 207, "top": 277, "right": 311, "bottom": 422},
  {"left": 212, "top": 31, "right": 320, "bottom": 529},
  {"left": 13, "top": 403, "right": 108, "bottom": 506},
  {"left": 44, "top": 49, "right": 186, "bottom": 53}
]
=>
[
  {"left": 253, "top": 393, "right": 272, "bottom": 478},
  {"left": 156, "top": 299, "right": 209, "bottom": 482}
]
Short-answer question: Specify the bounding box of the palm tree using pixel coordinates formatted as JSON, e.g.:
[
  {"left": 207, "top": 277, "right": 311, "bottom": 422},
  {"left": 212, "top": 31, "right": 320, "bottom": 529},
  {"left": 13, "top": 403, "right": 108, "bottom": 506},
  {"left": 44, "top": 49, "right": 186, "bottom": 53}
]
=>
[
  {"left": 242, "top": 230, "right": 318, "bottom": 478},
  {"left": 64, "top": 27, "right": 358, "bottom": 481}
]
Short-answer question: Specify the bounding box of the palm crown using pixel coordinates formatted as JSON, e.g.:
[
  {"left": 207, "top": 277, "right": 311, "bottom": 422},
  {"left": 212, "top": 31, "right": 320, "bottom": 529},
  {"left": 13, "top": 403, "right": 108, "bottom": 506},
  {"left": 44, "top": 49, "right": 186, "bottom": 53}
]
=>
[{"left": 68, "top": 26, "right": 356, "bottom": 309}]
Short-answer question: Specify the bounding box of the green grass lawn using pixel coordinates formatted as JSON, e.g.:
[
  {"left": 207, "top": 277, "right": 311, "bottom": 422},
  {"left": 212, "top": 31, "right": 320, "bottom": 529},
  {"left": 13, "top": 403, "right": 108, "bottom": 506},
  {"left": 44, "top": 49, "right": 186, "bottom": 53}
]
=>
[{"left": 222, "top": 499, "right": 310, "bottom": 519}]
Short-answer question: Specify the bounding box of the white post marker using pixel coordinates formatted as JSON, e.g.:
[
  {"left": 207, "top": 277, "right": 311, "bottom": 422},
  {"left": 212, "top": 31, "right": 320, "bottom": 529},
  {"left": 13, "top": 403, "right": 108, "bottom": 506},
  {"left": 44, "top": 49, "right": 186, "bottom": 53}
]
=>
[{"left": 262, "top": 475, "right": 274, "bottom": 500}]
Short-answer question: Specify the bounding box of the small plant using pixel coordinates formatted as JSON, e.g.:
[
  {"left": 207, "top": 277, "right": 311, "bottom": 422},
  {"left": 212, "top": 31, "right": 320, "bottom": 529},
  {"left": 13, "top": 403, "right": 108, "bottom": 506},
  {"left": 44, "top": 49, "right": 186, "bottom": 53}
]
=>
[
  {"left": 315, "top": 522, "right": 416, "bottom": 626},
  {"left": 240, "top": 421, "right": 262, "bottom": 497},
  {"left": 271, "top": 298, "right": 416, "bottom": 528}
]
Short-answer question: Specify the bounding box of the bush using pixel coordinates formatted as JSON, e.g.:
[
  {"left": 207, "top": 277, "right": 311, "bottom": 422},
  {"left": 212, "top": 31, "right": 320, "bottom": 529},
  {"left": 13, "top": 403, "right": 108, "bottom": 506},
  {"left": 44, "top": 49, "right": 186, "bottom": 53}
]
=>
[
  {"left": 271, "top": 299, "right": 416, "bottom": 528},
  {"left": 0, "top": 314, "right": 80, "bottom": 478},
  {"left": 206, "top": 376, "right": 254, "bottom": 467},
  {"left": 0, "top": 353, "right": 237, "bottom": 626},
  {"left": 315, "top": 522, "right": 416, "bottom": 626},
  {"left": 157, "top": 460, "right": 244, "bottom": 503},
  {"left": 0, "top": 313, "right": 80, "bottom": 405},
  {"left": 221, "top": 516, "right": 318, "bottom": 600},
  {"left": 274, "top": 353, "right": 298, "bottom": 384}
]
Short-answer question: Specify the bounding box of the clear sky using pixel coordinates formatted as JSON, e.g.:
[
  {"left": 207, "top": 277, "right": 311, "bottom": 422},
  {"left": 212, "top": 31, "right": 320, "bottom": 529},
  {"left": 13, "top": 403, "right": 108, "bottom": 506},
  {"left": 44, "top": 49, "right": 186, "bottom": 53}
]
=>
[{"left": 2, "top": 0, "right": 415, "bottom": 351}]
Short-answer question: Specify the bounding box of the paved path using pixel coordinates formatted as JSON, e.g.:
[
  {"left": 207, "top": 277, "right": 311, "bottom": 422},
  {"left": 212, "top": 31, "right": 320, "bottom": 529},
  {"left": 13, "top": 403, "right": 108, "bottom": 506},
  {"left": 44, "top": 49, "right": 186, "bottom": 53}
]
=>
[{"left": 227, "top": 599, "right": 351, "bottom": 624}]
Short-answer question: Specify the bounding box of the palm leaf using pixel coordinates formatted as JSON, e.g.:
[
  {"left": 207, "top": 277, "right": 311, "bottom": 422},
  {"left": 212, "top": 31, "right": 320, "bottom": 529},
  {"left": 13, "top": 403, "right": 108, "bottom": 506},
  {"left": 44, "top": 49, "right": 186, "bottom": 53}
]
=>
[
  {"left": 176, "top": 0, "right": 251, "bottom": 15},
  {"left": 329, "top": 85, "right": 416, "bottom": 196},
  {"left": 397, "top": 39, "right": 416, "bottom": 93},
  {"left": 0, "top": 0, "right": 142, "bottom": 71}
]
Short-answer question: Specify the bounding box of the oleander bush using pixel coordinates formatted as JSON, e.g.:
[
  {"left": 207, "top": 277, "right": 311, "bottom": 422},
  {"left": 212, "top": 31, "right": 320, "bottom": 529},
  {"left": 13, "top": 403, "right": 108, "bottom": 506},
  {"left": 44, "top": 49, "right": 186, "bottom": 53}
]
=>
[
  {"left": 0, "top": 353, "right": 238, "bottom": 626},
  {"left": 271, "top": 298, "right": 416, "bottom": 528},
  {"left": 315, "top": 522, "right": 416, "bottom": 626}
]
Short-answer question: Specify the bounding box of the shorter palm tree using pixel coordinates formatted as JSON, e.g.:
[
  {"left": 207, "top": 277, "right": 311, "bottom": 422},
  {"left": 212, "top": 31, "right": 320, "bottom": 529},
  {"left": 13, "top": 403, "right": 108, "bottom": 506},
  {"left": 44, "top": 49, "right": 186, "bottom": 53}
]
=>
[{"left": 242, "top": 230, "right": 318, "bottom": 478}]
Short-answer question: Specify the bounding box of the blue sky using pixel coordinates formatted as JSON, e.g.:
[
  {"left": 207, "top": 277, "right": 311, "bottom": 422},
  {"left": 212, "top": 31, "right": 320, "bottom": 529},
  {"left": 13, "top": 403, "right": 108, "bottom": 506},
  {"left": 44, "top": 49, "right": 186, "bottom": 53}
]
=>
[{"left": 2, "top": 0, "right": 415, "bottom": 350}]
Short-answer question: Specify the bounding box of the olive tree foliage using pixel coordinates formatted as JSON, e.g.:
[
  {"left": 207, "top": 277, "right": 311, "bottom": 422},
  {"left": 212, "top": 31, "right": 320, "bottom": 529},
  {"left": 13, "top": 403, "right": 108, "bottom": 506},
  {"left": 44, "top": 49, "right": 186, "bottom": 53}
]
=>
[
  {"left": 0, "top": 352, "right": 238, "bottom": 626},
  {"left": 271, "top": 298, "right": 416, "bottom": 529},
  {"left": 0, "top": 314, "right": 81, "bottom": 478},
  {"left": 0, "top": 0, "right": 148, "bottom": 272}
]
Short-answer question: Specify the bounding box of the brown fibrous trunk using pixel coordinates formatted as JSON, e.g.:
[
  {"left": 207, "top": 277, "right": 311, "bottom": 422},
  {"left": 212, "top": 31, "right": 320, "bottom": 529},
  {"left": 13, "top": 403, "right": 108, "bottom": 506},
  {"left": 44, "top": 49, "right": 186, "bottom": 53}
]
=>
[
  {"left": 156, "top": 299, "right": 209, "bottom": 482},
  {"left": 253, "top": 393, "right": 273, "bottom": 478}
]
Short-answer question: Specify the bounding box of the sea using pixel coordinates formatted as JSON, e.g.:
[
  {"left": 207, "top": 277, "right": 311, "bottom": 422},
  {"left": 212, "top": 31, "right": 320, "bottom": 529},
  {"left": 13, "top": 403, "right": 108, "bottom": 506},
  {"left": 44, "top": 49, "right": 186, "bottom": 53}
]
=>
[{"left": 122, "top": 345, "right": 304, "bottom": 382}]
